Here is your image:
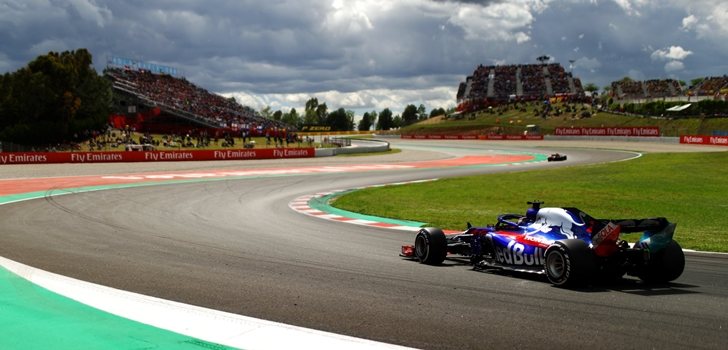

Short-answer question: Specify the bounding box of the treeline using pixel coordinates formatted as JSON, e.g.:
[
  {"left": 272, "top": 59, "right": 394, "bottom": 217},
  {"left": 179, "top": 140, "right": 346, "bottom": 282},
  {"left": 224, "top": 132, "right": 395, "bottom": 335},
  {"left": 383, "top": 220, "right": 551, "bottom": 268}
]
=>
[
  {"left": 260, "top": 98, "right": 449, "bottom": 131},
  {"left": 1, "top": 48, "right": 451, "bottom": 148},
  {"left": 0, "top": 49, "right": 111, "bottom": 146},
  {"left": 608, "top": 99, "right": 728, "bottom": 118}
]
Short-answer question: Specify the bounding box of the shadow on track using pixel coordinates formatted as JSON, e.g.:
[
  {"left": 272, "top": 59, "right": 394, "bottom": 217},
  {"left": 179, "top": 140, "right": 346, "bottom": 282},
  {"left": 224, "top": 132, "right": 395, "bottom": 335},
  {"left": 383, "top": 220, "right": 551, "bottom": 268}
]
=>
[{"left": 432, "top": 259, "right": 700, "bottom": 295}]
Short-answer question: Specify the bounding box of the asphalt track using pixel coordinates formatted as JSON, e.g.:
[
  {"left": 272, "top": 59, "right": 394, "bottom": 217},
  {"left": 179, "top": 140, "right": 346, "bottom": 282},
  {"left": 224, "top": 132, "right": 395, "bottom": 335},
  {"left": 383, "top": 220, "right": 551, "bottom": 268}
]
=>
[{"left": 1, "top": 139, "right": 727, "bottom": 349}]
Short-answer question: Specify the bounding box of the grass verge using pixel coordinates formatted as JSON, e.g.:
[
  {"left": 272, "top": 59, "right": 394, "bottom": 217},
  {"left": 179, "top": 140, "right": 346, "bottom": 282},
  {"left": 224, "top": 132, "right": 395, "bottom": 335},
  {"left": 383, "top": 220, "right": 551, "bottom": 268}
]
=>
[{"left": 333, "top": 152, "right": 728, "bottom": 252}]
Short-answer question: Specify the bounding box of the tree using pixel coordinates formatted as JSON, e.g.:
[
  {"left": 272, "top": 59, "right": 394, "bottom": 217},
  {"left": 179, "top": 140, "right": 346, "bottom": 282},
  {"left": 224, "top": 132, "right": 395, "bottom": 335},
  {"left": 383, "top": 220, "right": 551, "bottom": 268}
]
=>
[
  {"left": 260, "top": 105, "right": 273, "bottom": 119},
  {"left": 690, "top": 78, "right": 704, "bottom": 88},
  {"left": 304, "top": 97, "right": 319, "bottom": 124},
  {"left": 326, "top": 107, "right": 353, "bottom": 131},
  {"left": 417, "top": 104, "right": 427, "bottom": 121},
  {"left": 272, "top": 110, "right": 283, "bottom": 121},
  {"left": 345, "top": 110, "right": 355, "bottom": 131},
  {"left": 392, "top": 115, "right": 403, "bottom": 129},
  {"left": 358, "top": 112, "right": 373, "bottom": 131},
  {"left": 0, "top": 49, "right": 111, "bottom": 145},
  {"left": 376, "top": 108, "right": 393, "bottom": 130},
  {"left": 315, "top": 103, "right": 328, "bottom": 124},
  {"left": 429, "top": 107, "right": 446, "bottom": 118},
  {"left": 368, "top": 110, "right": 377, "bottom": 127},
  {"left": 282, "top": 108, "right": 301, "bottom": 127},
  {"left": 584, "top": 83, "right": 599, "bottom": 94},
  {"left": 401, "top": 104, "right": 418, "bottom": 126}
]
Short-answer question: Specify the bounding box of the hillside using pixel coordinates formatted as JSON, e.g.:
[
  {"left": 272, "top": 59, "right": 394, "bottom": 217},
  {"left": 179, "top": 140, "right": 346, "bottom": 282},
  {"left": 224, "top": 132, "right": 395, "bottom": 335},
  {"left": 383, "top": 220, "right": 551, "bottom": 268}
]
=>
[{"left": 401, "top": 104, "right": 728, "bottom": 137}]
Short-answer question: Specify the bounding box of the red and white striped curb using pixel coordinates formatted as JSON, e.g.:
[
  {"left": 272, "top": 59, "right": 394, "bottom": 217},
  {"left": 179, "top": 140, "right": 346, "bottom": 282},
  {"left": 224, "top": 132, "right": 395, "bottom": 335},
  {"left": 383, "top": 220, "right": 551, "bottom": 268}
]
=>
[{"left": 288, "top": 180, "right": 438, "bottom": 232}]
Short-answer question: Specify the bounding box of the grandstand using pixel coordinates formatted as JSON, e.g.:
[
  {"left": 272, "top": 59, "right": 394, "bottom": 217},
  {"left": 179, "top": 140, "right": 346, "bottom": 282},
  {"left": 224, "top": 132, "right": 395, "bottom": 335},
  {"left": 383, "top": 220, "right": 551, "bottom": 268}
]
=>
[
  {"left": 608, "top": 76, "right": 728, "bottom": 103},
  {"left": 610, "top": 79, "right": 682, "bottom": 100},
  {"left": 105, "top": 58, "right": 285, "bottom": 136},
  {"left": 458, "top": 60, "right": 728, "bottom": 114},
  {"left": 692, "top": 76, "right": 728, "bottom": 96},
  {"left": 456, "top": 63, "right": 585, "bottom": 113}
]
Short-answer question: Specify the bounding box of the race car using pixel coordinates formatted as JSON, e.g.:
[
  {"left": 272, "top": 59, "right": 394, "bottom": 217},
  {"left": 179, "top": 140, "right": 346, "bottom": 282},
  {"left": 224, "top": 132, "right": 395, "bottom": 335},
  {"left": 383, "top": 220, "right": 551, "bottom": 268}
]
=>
[
  {"left": 400, "top": 201, "right": 685, "bottom": 287},
  {"left": 547, "top": 153, "right": 567, "bottom": 161}
]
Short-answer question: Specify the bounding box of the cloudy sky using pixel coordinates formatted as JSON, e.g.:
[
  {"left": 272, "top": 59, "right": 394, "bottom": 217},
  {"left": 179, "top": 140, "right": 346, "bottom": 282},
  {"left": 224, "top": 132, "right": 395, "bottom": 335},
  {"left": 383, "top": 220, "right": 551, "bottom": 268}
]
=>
[{"left": 2, "top": 0, "right": 728, "bottom": 115}]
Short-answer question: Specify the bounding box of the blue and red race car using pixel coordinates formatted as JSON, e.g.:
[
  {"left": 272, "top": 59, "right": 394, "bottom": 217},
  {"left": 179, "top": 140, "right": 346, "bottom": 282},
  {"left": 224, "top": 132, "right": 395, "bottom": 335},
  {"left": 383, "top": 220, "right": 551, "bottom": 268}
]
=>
[{"left": 401, "top": 201, "right": 685, "bottom": 287}]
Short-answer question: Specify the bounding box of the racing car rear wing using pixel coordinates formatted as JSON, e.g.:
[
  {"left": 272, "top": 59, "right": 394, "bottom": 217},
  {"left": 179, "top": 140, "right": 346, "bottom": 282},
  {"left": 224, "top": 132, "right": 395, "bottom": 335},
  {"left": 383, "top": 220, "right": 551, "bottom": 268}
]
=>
[
  {"left": 562, "top": 207, "right": 670, "bottom": 234},
  {"left": 607, "top": 218, "right": 670, "bottom": 233}
]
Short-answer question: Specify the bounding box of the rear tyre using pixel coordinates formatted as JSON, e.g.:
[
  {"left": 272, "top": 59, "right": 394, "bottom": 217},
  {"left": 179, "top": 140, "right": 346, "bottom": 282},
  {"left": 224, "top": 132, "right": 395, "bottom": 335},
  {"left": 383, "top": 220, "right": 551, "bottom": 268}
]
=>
[
  {"left": 638, "top": 240, "right": 685, "bottom": 283},
  {"left": 414, "top": 228, "right": 447, "bottom": 265},
  {"left": 544, "top": 239, "right": 595, "bottom": 287}
]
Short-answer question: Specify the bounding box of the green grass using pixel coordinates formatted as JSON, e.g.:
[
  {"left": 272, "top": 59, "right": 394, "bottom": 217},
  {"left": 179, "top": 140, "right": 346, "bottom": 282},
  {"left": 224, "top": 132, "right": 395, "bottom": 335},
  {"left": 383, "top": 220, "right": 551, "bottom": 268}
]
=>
[{"left": 333, "top": 152, "right": 728, "bottom": 252}]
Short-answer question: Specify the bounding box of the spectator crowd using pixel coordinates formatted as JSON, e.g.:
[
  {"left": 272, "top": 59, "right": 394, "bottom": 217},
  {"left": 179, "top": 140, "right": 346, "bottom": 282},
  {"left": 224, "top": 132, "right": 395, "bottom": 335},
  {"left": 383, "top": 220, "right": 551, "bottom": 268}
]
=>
[
  {"left": 105, "top": 67, "right": 290, "bottom": 137},
  {"left": 456, "top": 62, "right": 585, "bottom": 113},
  {"left": 693, "top": 76, "right": 728, "bottom": 96}
]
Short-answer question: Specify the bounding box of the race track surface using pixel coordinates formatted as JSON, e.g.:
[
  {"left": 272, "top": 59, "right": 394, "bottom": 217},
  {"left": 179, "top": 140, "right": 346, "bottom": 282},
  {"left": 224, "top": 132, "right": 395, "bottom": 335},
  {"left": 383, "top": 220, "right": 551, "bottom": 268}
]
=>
[{"left": 1, "top": 139, "right": 726, "bottom": 349}]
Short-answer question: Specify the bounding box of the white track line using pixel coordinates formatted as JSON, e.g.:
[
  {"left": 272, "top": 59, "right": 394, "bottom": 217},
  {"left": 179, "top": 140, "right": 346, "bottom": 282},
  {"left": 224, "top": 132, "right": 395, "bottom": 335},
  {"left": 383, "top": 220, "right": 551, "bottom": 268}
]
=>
[{"left": 0, "top": 192, "right": 414, "bottom": 350}]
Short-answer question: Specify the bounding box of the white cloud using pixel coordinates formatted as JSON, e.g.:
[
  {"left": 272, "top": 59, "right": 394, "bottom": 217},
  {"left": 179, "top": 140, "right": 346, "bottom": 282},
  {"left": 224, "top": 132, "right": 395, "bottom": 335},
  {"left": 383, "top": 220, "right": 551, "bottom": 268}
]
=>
[
  {"left": 3, "top": 0, "right": 728, "bottom": 117},
  {"left": 650, "top": 46, "right": 692, "bottom": 61},
  {"left": 223, "top": 86, "right": 456, "bottom": 116},
  {"left": 612, "top": 0, "right": 640, "bottom": 16},
  {"left": 574, "top": 57, "right": 602, "bottom": 73},
  {"left": 68, "top": 0, "right": 112, "bottom": 27},
  {"left": 681, "top": 15, "right": 698, "bottom": 31},
  {"left": 673, "top": 1, "right": 728, "bottom": 39},
  {"left": 324, "top": 0, "right": 376, "bottom": 35},
  {"left": 664, "top": 60, "right": 684, "bottom": 72},
  {"left": 706, "top": 3, "right": 728, "bottom": 33},
  {"left": 447, "top": 2, "right": 534, "bottom": 43},
  {"left": 612, "top": 0, "right": 654, "bottom": 17}
]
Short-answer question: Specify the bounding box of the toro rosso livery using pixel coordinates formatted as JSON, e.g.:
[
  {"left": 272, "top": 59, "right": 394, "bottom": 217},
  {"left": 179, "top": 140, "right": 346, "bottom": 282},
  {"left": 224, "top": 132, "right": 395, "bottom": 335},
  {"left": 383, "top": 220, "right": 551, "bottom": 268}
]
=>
[{"left": 401, "top": 202, "right": 685, "bottom": 286}]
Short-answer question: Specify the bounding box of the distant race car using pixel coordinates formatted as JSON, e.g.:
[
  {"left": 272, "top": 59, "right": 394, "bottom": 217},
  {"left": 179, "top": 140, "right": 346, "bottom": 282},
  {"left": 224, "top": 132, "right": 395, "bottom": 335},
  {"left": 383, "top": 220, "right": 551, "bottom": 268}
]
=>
[
  {"left": 548, "top": 153, "right": 567, "bottom": 161},
  {"left": 401, "top": 201, "right": 685, "bottom": 287}
]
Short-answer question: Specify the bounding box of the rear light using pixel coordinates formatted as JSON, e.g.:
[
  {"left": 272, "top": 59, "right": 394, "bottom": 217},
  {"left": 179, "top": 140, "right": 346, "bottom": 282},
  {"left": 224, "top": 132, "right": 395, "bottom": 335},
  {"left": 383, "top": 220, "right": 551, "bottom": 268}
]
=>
[{"left": 400, "top": 245, "right": 415, "bottom": 257}]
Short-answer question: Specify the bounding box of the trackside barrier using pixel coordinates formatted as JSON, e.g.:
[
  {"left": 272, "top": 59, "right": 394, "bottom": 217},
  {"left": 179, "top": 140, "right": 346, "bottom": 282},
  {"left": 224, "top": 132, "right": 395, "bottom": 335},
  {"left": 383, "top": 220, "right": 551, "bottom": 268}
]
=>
[
  {"left": 0, "top": 148, "right": 315, "bottom": 165},
  {"left": 554, "top": 127, "right": 660, "bottom": 137},
  {"left": 298, "top": 131, "right": 373, "bottom": 136},
  {"left": 680, "top": 135, "right": 728, "bottom": 146},
  {"left": 401, "top": 135, "right": 544, "bottom": 140},
  {"left": 315, "top": 139, "right": 390, "bottom": 156}
]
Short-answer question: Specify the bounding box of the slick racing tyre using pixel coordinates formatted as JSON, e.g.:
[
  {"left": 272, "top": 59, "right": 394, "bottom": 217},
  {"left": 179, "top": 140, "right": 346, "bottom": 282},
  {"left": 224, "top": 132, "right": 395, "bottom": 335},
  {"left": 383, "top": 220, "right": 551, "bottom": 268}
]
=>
[
  {"left": 414, "top": 228, "right": 447, "bottom": 265},
  {"left": 544, "top": 239, "right": 595, "bottom": 287},
  {"left": 638, "top": 240, "right": 685, "bottom": 283}
]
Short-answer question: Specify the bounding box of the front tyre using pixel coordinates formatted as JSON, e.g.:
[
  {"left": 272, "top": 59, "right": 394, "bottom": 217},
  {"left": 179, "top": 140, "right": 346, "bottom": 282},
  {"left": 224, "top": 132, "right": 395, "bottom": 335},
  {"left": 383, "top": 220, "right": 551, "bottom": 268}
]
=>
[
  {"left": 638, "top": 240, "right": 685, "bottom": 283},
  {"left": 414, "top": 228, "right": 447, "bottom": 265},
  {"left": 544, "top": 239, "right": 595, "bottom": 287}
]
